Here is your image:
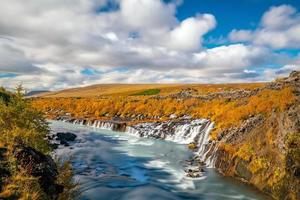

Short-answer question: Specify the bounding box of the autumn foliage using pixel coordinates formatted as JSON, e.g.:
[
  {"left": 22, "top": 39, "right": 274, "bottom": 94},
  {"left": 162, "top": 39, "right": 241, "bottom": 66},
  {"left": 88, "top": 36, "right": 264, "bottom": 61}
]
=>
[{"left": 32, "top": 87, "right": 295, "bottom": 139}]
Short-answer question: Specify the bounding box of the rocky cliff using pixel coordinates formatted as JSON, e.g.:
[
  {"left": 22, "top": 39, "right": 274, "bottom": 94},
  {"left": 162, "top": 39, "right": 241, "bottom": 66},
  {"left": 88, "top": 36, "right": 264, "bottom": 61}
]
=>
[{"left": 214, "top": 71, "right": 300, "bottom": 200}]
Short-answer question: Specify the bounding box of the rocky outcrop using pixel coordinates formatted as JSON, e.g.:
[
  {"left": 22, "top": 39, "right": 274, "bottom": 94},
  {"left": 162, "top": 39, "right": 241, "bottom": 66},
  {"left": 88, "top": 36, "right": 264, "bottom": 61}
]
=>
[
  {"left": 210, "top": 72, "right": 300, "bottom": 199},
  {"left": 266, "top": 71, "right": 300, "bottom": 93},
  {"left": 152, "top": 88, "right": 262, "bottom": 101},
  {"left": 184, "top": 155, "right": 206, "bottom": 178},
  {"left": 169, "top": 88, "right": 198, "bottom": 98},
  {"left": 214, "top": 105, "right": 300, "bottom": 199},
  {"left": 13, "top": 145, "right": 64, "bottom": 200},
  {"left": 216, "top": 115, "right": 264, "bottom": 143}
]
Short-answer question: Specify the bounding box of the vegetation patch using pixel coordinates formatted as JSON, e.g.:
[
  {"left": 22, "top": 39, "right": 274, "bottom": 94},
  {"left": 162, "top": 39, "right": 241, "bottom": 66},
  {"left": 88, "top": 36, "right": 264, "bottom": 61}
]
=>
[
  {"left": 0, "top": 86, "right": 77, "bottom": 199},
  {"left": 132, "top": 89, "right": 161, "bottom": 96}
]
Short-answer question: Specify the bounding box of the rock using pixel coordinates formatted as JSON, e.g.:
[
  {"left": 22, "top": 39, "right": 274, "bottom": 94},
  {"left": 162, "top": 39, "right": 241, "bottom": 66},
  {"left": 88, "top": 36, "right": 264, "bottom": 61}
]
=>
[
  {"left": 56, "top": 132, "right": 77, "bottom": 142},
  {"left": 169, "top": 114, "right": 177, "bottom": 119},
  {"left": 60, "top": 140, "right": 69, "bottom": 146},
  {"left": 50, "top": 143, "right": 59, "bottom": 149},
  {"left": 235, "top": 159, "right": 252, "bottom": 181},
  {"left": 188, "top": 142, "right": 197, "bottom": 150},
  {"left": 266, "top": 70, "right": 300, "bottom": 92},
  {"left": 55, "top": 132, "right": 76, "bottom": 147},
  {"left": 13, "top": 145, "right": 64, "bottom": 199},
  {"left": 182, "top": 115, "right": 192, "bottom": 119},
  {"left": 185, "top": 167, "right": 205, "bottom": 178},
  {"left": 220, "top": 115, "right": 264, "bottom": 143}
]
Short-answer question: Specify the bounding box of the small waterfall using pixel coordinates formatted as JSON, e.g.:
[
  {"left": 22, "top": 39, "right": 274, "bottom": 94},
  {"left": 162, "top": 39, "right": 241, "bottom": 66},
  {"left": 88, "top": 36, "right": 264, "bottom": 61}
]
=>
[
  {"left": 90, "top": 120, "right": 115, "bottom": 130},
  {"left": 125, "top": 126, "right": 140, "bottom": 136},
  {"left": 59, "top": 117, "right": 127, "bottom": 132}
]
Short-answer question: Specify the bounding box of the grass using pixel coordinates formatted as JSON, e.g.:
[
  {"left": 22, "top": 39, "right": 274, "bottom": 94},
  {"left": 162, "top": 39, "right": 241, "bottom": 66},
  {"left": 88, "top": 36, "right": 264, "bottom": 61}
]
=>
[
  {"left": 35, "top": 83, "right": 265, "bottom": 98},
  {"left": 132, "top": 89, "right": 161, "bottom": 96}
]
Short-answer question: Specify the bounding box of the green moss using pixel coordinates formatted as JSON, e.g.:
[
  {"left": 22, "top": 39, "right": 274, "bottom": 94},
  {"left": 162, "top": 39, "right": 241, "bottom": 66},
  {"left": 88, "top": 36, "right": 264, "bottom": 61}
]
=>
[{"left": 132, "top": 89, "right": 161, "bottom": 96}]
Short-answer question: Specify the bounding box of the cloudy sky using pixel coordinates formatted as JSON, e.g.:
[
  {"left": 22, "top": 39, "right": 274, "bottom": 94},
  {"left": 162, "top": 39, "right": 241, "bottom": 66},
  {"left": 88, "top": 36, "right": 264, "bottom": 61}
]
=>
[{"left": 0, "top": 0, "right": 300, "bottom": 90}]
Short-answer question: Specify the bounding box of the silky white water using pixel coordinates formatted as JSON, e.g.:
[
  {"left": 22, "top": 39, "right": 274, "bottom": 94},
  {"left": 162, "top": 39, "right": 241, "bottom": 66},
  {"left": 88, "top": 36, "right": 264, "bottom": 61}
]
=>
[{"left": 50, "top": 121, "right": 270, "bottom": 200}]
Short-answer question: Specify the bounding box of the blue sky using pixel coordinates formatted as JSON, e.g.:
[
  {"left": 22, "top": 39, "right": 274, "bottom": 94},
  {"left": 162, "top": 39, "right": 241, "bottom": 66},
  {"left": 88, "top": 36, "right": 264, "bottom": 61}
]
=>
[
  {"left": 177, "top": 0, "right": 300, "bottom": 32},
  {"left": 176, "top": 0, "right": 300, "bottom": 48},
  {"left": 0, "top": 0, "right": 299, "bottom": 90}
]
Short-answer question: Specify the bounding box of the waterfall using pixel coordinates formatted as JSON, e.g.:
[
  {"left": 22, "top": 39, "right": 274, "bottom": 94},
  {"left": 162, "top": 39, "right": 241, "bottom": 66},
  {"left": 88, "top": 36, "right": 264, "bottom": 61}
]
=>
[
  {"left": 58, "top": 117, "right": 117, "bottom": 131},
  {"left": 126, "top": 119, "right": 218, "bottom": 167},
  {"left": 56, "top": 116, "right": 219, "bottom": 167},
  {"left": 90, "top": 120, "right": 115, "bottom": 130}
]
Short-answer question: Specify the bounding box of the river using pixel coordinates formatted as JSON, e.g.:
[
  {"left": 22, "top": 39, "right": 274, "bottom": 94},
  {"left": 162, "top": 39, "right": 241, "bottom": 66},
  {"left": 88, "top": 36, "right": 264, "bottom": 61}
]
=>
[{"left": 50, "top": 120, "right": 270, "bottom": 200}]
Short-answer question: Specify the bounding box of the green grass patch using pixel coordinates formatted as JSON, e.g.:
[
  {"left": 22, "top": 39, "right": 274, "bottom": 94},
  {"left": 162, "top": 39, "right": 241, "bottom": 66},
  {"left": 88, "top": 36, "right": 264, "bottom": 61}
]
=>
[{"left": 132, "top": 89, "right": 161, "bottom": 96}]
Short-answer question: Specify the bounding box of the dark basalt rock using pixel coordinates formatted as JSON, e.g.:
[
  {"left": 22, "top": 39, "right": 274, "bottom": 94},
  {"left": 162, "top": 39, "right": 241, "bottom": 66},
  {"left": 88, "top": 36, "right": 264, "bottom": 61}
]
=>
[
  {"left": 49, "top": 143, "right": 59, "bottom": 149},
  {"left": 56, "top": 132, "right": 77, "bottom": 142},
  {"left": 13, "top": 145, "right": 64, "bottom": 200},
  {"left": 60, "top": 140, "right": 70, "bottom": 146},
  {"left": 185, "top": 167, "right": 205, "bottom": 178}
]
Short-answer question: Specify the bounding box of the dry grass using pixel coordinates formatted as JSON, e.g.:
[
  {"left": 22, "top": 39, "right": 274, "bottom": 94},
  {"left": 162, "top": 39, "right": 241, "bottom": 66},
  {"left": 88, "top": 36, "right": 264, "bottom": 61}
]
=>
[{"left": 36, "top": 83, "right": 265, "bottom": 98}]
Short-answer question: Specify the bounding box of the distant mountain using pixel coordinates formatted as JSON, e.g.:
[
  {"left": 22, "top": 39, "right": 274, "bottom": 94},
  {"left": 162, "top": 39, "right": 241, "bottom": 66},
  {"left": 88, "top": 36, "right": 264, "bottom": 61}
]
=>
[{"left": 25, "top": 90, "right": 50, "bottom": 97}]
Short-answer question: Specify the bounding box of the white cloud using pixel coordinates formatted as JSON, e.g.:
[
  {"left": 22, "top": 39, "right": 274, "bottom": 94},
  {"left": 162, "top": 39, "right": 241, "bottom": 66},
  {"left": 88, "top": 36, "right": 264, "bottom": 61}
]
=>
[
  {"left": 167, "top": 14, "right": 216, "bottom": 51},
  {"left": 263, "top": 64, "right": 300, "bottom": 81},
  {"left": 193, "top": 44, "right": 269, "bottom": 72},
  {"left": 229, "top": 5, "right": 300, "bottom": 49},
  {"left": 120, "top": 0, "right": 177, "bottom": 30},
  {"left": 0, "top": 1, "right": 297, "bottom": 90},
  {"left": 229, "top": 30, "right": 253, "bottom": 42}
]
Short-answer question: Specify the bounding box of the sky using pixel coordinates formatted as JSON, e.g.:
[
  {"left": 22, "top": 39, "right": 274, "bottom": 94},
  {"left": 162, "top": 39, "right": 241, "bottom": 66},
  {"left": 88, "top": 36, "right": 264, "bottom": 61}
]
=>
[{"left": 0, "top": 0, "right": 300, "bottom": 90}]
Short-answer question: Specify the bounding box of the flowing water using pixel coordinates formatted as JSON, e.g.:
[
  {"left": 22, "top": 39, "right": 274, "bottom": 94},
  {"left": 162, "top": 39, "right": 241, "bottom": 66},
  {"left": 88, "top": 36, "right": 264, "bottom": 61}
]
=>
[{"left": 50, "top": 121, "right": 270, "bottom": 200}]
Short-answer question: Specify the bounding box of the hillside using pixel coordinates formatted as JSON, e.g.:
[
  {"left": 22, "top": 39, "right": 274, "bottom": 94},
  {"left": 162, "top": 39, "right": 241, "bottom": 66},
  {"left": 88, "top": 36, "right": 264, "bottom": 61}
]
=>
[{"left": 37, "top": 83, "right": 265, "bottom": 98}]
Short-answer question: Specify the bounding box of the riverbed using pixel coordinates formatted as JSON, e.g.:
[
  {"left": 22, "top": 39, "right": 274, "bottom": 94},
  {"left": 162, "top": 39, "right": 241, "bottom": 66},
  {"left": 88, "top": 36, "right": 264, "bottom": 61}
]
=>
[{"left": 50, "top": 120, "right": 270, "bottom": 200}]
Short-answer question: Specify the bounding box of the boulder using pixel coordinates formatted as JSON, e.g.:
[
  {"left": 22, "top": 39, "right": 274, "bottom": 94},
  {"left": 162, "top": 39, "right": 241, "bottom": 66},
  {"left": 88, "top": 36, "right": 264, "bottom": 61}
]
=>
[
  {"left": 60, "top": 140, "right": 70, "bottom": 146},
  {"left": 185, "top": 167, "right": 205, "bottom": 178},
  {"left": 13, "top": 145, "right": 64, "bottom": 199},
  {"left": 56, "top": 132, "right": 77, "bottom": 142}
]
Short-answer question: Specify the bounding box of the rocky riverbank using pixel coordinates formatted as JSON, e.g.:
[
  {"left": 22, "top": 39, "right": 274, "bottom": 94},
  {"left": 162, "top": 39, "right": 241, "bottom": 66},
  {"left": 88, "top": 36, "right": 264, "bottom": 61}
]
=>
[{"left": 212, "top": 72, "right": 300, "bottom": 200}]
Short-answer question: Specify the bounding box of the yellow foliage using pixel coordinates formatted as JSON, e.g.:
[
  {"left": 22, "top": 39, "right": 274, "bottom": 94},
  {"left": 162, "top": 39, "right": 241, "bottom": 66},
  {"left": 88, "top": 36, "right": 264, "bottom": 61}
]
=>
[
  {"left": 248, "top": 157, "right": 269, "bottom": 174},
  {"left": 219, "top": 143, "right": 235, "bottom": 155},
  {"left": 31, "top": 87, "right": 296, "bottom": 142},
  {"left": 0, "top": 171, "right": 45, "bottom": 200},
  {"left": 236, "top": 143, "right": 253, "bottom": 161},
  {"left": 56, "top": 160, "right": 79, "bottom": 200},
  {"left": 267, "top": 167, "right": 285, "bottom": 186}
]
